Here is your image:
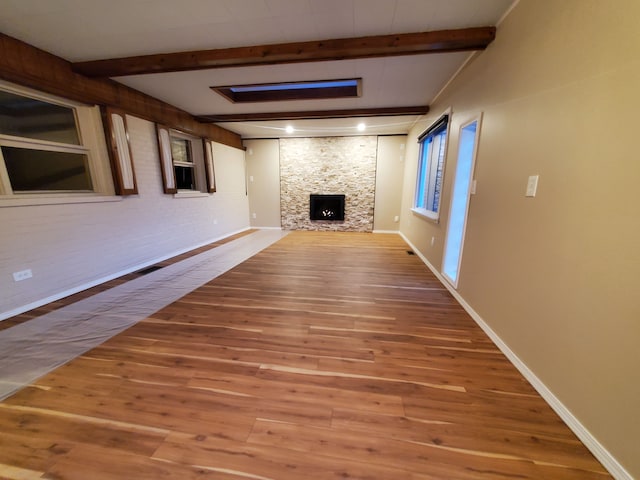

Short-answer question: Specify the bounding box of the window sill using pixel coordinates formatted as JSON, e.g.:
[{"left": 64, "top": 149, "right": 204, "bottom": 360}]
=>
[
  {"left": 0, "top": 193, "right": 123, "bottom": 208},
  {"left": 411, "top": 207, "right": 440, "bottom": 223},
  {"left": 173, "top": 191, "right": 210, "bottom": 199}
]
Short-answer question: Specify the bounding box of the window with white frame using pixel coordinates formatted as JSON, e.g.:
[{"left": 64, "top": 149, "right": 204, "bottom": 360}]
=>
[
  {"left": 171, "top": 134, "right": 196, "bottom": 190},
  {"left": 0, "top": 83, "right": 115, "bottom": 198},
  {"left": 156, "top": 124, "right": 215, "bottom": 195},
  {"left": 413, "top": 113, "right": 450, "bottom": 221}
]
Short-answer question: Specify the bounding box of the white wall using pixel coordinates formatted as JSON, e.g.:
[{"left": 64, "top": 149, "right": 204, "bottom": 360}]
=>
[{"left": 0, "top": 114, "right": 250, "bottom": 319}]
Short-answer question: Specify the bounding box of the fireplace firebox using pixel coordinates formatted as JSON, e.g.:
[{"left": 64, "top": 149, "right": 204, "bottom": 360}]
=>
[{"left": 309, "top": 194, "right": 345, "bottom": 221}]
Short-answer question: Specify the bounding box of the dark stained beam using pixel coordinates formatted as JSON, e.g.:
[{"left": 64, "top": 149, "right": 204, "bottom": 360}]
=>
[
  {"left": 72, "top": 27, "right": 496, "bottom": 78},
  {"left": 197, "top": 106, "right": 430, "bottom": 123},
  {"left": 0, "top": 33, "right": 242, "bottom": 149}
]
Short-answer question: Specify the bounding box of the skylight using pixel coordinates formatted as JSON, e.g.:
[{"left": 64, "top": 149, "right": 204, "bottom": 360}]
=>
[{"left": 212, "top": 78, "right": 362, "bottom": 103}]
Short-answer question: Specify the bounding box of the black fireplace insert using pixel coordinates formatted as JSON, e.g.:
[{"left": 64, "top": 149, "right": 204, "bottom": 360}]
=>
[{"left": 309, "top": 194, "right": 345, "bottom": 221}]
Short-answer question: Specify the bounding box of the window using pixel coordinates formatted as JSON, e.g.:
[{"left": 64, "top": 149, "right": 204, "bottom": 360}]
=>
[
  {"left": 413, "top": 113, "right": 450, "bottom": 221},
  {"left": 156, "top": 125, "right": 215, "bottom": 195},
  {"left": 0, "top": 82, "right": 115, "bottom": 200},
  {"left": 171, "top": 135, "right": 195, "bottom": 190}
]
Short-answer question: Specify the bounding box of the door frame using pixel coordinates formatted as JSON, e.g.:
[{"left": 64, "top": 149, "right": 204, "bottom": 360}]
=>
[{"left": 441, "top": 113, "right": 483, "bottom": 288}]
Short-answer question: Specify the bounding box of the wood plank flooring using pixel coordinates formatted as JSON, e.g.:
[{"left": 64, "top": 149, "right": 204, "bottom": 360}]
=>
[{"left": 0, "top": 231, "right": 611, "bottom": 479}]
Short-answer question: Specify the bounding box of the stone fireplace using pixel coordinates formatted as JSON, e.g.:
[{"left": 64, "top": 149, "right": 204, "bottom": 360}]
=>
[{"left": 279, "top": 136, "right": 377, "bottom": 232}]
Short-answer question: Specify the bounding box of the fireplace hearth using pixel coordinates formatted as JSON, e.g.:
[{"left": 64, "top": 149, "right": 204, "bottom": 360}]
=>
[{"left": 309, "top": 194, "right": 345, "bottom": 221}]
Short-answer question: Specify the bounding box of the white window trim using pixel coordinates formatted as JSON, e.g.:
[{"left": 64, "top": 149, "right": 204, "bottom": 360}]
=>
[
  {"left": 0, "top": 195, "right": 122, "bottom": 208},
  {"left": 157, "top": 124, "right": 211, "bottom": 196},
  {"left": 0, "top": 80, "right": 115, "bottom": 206},
  {"left": 170, "top": 130, "right": 205, "bottom": 193},
  {"left": 173, "top": 191, "right": 210, "bottom": 199},
  {"left": 441, "top": 113, "right": 483, "bottom": 289},
  {"left": 411, "top": 206, "right": 440, "bottom": 222}
]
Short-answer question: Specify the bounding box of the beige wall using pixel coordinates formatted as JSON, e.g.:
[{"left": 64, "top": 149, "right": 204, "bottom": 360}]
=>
[
  {"left": 0, "top": 115, "right": 250, "bottom": 318},
  {"left": 373, "top": 136, "right": 406, "bottom": 232},
  {"left": 245, "top": 136, "right": 405, "bottom": 232},
  {"left": 245, "top": 139, "right": 281, "bottom": 228},
  {"left": 399, "top": 0, "right": 640, "bottom": 476}
]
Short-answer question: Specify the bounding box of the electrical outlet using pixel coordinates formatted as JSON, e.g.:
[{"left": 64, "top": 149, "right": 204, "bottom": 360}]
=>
[
  {"left": 13, "top": 269, "right": 32, "bottom": 282},
  {"left": 431, "top": 236, "right": 436, "bottom": 247},
  {"left": 394, "top": 215, "right": 399, "bottom": 222},
  {"left": 252, "top": 213, "right": 257, "bottom": 219}
]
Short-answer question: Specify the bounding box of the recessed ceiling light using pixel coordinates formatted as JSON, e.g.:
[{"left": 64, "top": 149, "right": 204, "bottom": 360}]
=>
[
  {"left": 357, "top": 123, "right": 366, "bottom": 131},
  {"left": 285, "top": 125, "right": 295, "bottom": 134}
]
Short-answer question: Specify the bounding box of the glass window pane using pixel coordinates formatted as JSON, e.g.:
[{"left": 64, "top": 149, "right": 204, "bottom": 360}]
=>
[
  {"left": 443, "top": 121, "right": 478, "bottom": 285},
  {"left": 430, "top": 130, "right": 447, "bottom": 211},
  {"left": 0, "top": 91, "right": 80, "bottom": 145},
  {"left": 174, "top": 165, "right": 195, "bottom": 190},
  {"left": 416, "top": 140, "right": 430, "bottom": 209},
  {"left": 2, "top": 146, "right": 92, "bottom": 191},
  {"left": 171, "top": 137, "right": 192, "bottom": 163}
]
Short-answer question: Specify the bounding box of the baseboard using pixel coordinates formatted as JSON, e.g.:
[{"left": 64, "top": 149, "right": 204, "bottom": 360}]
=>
[
  {"left": 253, "top": 226, "right": 283, "bottom": 230},
  {"left": 0, "top": 226, "right": 252, "bottom": 322},
  {"left": 398, "top": 232, "right": 632, "bottom": 480},
  {"left": 372, "top": 229, "right": 399, "bottom": 234}
]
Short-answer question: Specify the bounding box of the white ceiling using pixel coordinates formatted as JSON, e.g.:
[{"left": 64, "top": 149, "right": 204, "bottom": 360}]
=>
[{"left": 0, "top": 0, "right": 515, "bottom": 138}]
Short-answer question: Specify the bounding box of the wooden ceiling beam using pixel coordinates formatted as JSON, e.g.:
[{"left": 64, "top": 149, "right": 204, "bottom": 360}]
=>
[
  {"left": 0, "top": 33, "right": 243, "bottom": 149},
  {"left": 197, "top": 106, "right": 430, "bottom": 123},
  {"left": 72, "top": 27, "right": 496, "bottom": 78}
]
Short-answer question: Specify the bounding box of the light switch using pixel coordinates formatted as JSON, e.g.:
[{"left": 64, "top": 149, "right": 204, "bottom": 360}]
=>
[{"left": 526, "top": 175, "right": 539, "bottom": 197}]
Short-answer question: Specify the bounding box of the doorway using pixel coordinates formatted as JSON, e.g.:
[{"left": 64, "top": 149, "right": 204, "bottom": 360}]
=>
[{"left": 442, "top": 114, "right": 482, "bottom": 288}]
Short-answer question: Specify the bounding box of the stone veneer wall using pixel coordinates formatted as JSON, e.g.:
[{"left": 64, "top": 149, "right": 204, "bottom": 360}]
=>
[{"left": 280, "top": 136, "right": 377, "bottom": 231}]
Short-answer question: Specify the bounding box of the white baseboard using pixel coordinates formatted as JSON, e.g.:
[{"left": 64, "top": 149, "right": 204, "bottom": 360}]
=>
[
  {"left": 372, "top": 229, "right": 399, "bottom": 234},
  {"left": 253, "top": 226, "right": 283, "bottom": 230},
  {"left": 399, "top": 232, "right": 632, "bottom": 480},
  {"left": 0, "top": 227, "right": 251, "bottom": 322}
]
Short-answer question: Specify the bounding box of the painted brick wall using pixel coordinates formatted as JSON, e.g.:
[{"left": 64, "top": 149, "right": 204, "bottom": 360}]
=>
[{"left": 0, "top": 115, "right": 249, "bottom": 318}]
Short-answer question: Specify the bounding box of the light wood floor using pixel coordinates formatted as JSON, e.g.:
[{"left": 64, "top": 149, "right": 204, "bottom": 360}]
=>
[{"left": 0, "top": 231, "right": 610, "bottom": 480}]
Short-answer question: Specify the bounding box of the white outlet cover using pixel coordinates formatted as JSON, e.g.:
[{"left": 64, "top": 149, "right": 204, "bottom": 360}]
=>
[
  {"left": 13, "top": 269, "right": 33, "bottom": 282},
  {"left": 526, "top": 175, "right": 539, "bottom": 197}
]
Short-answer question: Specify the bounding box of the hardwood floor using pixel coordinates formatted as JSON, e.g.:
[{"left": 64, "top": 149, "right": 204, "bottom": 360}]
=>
[{"left": 0, "top": 231, "right": 610, "bottom": 479}]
